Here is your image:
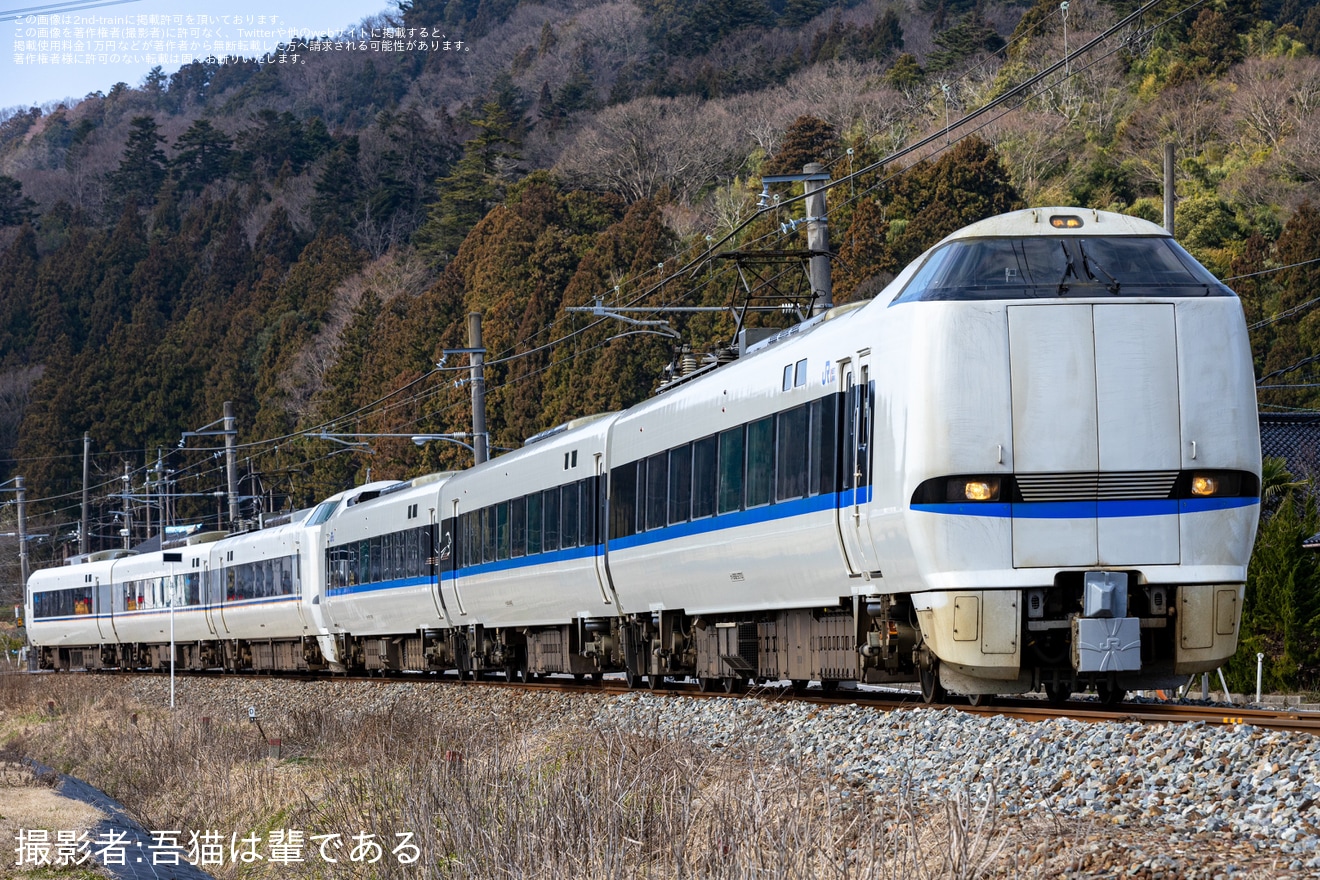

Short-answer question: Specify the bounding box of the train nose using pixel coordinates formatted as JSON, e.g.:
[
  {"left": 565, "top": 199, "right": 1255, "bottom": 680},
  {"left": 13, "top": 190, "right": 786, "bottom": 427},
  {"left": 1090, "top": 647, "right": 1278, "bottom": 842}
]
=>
[{"left": 1007, "top": 303, "right": 1180, "bottom": 568}]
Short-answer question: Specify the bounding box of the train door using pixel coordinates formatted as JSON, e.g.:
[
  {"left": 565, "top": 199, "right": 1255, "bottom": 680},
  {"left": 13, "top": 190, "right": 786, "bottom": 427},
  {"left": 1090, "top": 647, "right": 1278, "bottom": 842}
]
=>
[
  {"left": 95, "top": 577, "right": 116, "bottom": 642},
  {"left": 202, "top": 559, "right": 219, "bottom": 636},
  {"left": 431, "top": 513, "right": 454, "bottom": 622},
  {"left": 441, "top": 501, "right": 469, "bottom": 617},
  {"left": 592, "top": 458, "right": 619, "bottom": 608},
  {"left": 1007, "top": 304, "right": 1180, "bottom": 567},
  {"left": 836, "top": 353, "right": 882, "bottom": 575}
]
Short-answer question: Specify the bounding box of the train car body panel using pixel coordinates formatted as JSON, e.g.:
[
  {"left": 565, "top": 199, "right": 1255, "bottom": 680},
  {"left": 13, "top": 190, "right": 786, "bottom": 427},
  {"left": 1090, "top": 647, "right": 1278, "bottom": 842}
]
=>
[
  {"left": 320, "top": 480, "right": 441, "bottom": 638},
  {"left": 441, "top": 420, "right": 616, "bottom": 628}
]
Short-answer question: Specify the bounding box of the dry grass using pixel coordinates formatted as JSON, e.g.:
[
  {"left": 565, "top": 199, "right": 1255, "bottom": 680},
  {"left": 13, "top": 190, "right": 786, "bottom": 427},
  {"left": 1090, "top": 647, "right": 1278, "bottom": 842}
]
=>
[{"left": 0, "top": 673, "right": 1150, "bottom": 879}]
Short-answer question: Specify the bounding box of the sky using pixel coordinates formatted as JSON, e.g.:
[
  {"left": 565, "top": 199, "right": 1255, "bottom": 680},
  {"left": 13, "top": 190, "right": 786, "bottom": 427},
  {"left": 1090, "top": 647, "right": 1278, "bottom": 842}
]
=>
[{"left": 2, "top": 0, "right": 393, "bottom": 112}]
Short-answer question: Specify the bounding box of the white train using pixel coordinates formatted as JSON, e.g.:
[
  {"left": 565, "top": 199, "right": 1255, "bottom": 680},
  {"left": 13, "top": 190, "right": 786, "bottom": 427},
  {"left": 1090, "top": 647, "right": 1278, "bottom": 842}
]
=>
[{"left": 26, "top": 208, "right": 1262, "bottom": 703}]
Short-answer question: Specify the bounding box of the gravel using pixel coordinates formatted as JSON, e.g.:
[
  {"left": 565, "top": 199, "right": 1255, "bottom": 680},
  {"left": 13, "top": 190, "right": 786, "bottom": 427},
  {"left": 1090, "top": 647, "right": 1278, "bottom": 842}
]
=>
[{"left": 114, "top": 677, "right": 1320, "bottom": 877}]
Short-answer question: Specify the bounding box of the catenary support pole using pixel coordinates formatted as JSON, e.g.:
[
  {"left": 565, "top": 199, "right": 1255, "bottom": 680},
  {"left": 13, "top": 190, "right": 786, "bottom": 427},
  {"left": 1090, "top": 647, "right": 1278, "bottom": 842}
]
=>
[
  {"left": 80, "top": 433, "right": 89, "bottom": 555},
  {"left": 224, "top": 401, "right": 239, "bottom": 527},
  {"left": 16, "top": 476, "right": 28, "bottom": 586},
  {"left": 804, "top": 162, "right": 833, "bottom": 316},
  {"left": 467, "top": 313, "right": 489, "bottom": 466}
]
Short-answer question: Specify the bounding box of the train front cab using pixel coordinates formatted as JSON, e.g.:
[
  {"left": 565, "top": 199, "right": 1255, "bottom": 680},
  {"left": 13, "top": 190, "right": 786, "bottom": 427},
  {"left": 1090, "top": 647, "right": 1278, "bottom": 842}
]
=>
[{"left": 891, "top": 211, "right": 1261, "bottom": 702}]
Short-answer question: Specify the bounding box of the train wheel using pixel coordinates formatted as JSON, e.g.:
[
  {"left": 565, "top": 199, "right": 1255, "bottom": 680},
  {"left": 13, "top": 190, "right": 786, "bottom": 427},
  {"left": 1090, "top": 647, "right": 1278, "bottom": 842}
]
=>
[
  {"left": 919, "top": 658, "right": 946, "bottom": 704},
  {"left": 790, "top": 679, "right": 809, "bottom": 695},
  {"left": 647, "top": 674, "right": 664, "bottom": 690},
  {"left": 625, "top": 673, "right": 644, "bottom": 689},
  {"left": 966, "top": 693, "right": 994, "bottom": 707},
  {"left": 1096, "top": 683, "right": 1126, "bottom": 706},
  {"left": 722, "top": 677, "right": 745, "bottom": 695},
  {"left": 697, "top": 677, "right": 718, "bottom": 693},
  {"left": 1045, "top": 683, "right": 1071, "bottom": 705},
  {"left": 590, "top": 672, "right": 603, "bottom": 686},
  {"left": 819, "top": 679, "right": 839, "bottom": 695}
]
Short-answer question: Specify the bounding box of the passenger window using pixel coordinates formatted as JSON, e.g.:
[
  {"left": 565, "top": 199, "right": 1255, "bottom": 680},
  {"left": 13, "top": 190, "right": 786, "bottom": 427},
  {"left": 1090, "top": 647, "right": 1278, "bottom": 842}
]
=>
[
  {"left": 544, "top": 487, "right": 561, "bottom": 551},
  {"left": 646, "top": 452, "right": 668, "bottom": 531},
  {"left": 582, "top": 477, "right": 598, "bottom": 545},
  {"left": 562, "top": 483, "right": 580, "bottom": 549},
  {"left": 496, "top": 502, "right": 511, "bottom": 561},
  {"left": 669, "top": 444, "right": 692, "bottom": 525},
  {"left": 511, "top": 496, "right": 527, "bottom": 558},
  {"left": 527, "top": 493, "right": 543, "bottom": 555},
  {"left": 482, "top": 507, "right": 496, "bottom": 563},
  {"left": 609, "top": 461, "right": 639, "bottom": 539},
  {"left": 692, "top": 435, "right": 718, "bottom": 519},
  {"left": 746, "top": 417, "right": 774, "bottom": 507},
  {"left": 777, "top": 405, "right": 808, "bottom": 501},
  {"left": 718, "top": 426, "right": 745, "bottom": 514}
]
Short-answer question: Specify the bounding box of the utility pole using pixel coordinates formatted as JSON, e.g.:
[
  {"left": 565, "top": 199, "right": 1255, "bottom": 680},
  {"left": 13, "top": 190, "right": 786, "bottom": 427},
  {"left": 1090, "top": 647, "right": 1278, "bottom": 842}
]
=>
[
  {"left": 16, "top": 476, "right": 28, "bottom": 586},
  {"left": 154, "top": 449, "right": 166, "bottom": 539},
  {"left": 803, "top": 162, "right": 833, "bottom": 315},
  {"left": 224, "top": 400, "right": 240, "bottom": 527},
  {"left": 1163, "top": 143, "right": 1176, "bottom": 235},
  {"left": 80, "top": 433, "right": 90, "bottom": 556},
  {"left": 467, "top": 313, "right": 489, "bottom": 465},
  {"left": 121, "top": 461, "right": 131, "bottom": 550}
]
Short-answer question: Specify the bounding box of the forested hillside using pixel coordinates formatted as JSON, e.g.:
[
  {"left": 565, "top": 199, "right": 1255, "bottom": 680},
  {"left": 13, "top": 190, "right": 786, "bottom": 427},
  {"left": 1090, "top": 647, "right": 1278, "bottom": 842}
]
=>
[{"left": 6, "top": 0, "right": 1320, "bottom": 667}]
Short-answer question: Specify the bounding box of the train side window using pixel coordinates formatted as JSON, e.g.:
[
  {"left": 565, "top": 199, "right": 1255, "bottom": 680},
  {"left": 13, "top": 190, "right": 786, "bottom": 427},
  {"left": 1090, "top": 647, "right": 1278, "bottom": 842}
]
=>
[
  {"left": 482, "top": 506, "right": 497, "bottom": 563},
  {"left": 669, "top": 443, "right": 692, "bottom": 525},
  {"left": 646, "top": 452, "right": 668, "bottom": 531},
  {"left": 404, "top": 529, "right": 418, "bottom": 577},
  {"left": 609, "top": 461, "right": 639, "bottom": 539},
  {"left": 583, "top": 476, "right": 599, "bottom": 545},
  {"left": 351, "top": 541, "right": 363, "bottom": 585},
  {"left": 810, "top": 396, "right": 839, "bottom": 496},
  {"left": 562, "top": 482, "right": 580, "bottom": 549},
  {"left": 718, "top": 426, "right": 745, "bottom": 514},
  {"left": 496, "top": 502, "right": 511, "bottom": 561},
  {"left": 746, "top": 416, "right": 774, "bottom": 508},
  {"left": 777, "top": 405, "right": 808, "bottom": 501},
  {"left": 692, "top": 435, "right": 718, "bottom": 519},
  {"left": 527, "top": 493, "right": 543, "bottom": 555},
  {"left": 369, "top": 536, "right": 382, "bottom": 583},
  {"left": 783, "top": 364, "right": 793, "bottom": 391},
  {"left": 544, "top": 487, "right": 561, "bottom": 552},
  {"left": 511, "top": 496, "right": 527, "bottom": 558},
  {"left": 795, "top": 359, "right": 808, "bottom": 387},
  {"left": 466, "top": 511, "right": 481, "bottom": 568}
]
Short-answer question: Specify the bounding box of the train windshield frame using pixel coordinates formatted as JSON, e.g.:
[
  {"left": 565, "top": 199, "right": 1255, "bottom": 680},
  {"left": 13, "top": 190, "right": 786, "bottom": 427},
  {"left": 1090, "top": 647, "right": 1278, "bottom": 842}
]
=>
[{"left": 889, "top": 235, "right": 1235, "bottom": 305}]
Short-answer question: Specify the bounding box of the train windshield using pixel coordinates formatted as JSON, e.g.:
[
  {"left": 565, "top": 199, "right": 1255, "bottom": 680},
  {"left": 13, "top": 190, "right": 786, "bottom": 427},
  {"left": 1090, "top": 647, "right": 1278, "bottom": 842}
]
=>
[{"left": 889, "top": 235, "right": 1235, "bottom": 304}]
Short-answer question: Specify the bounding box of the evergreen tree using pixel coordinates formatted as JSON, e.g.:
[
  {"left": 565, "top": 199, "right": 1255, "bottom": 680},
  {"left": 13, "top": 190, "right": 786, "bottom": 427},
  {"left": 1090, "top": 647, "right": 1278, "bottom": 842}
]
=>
[
  {"left": 172, "top": 119, "right": 234, "bottom": 192},
  {"left": 414, "top": 84, "right": 527, "bottom": 265},
  {"left": 0, "top": 176, "right": 37, "bottom": 226},
  {"left": 311, "top": 137, "right": 363, "bottom": 234},
  {"left": 109, "top": 116, "right": 168, "bottom": 211},
  {"left": 0, "top": 225, "right": 39, "bottom": 363},
  {"left": 763, "top": 116, "right": 839, "bottom": 177}
]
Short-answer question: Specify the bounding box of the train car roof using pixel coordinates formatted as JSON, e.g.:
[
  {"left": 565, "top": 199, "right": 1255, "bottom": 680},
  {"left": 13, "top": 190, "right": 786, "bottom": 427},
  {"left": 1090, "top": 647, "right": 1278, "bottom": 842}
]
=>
[{"left": 941, "top": 207, "right": 1168, "bottom": 243}]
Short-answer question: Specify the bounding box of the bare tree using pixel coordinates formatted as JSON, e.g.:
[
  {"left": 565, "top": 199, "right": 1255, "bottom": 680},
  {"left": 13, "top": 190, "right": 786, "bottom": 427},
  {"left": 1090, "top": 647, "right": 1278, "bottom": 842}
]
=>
[
  {"left": 556, "top": 96, "right": 746, "bottom": 203},
  {"left": 1230, "top": 57, "right": 1298, "bottom": 150}
]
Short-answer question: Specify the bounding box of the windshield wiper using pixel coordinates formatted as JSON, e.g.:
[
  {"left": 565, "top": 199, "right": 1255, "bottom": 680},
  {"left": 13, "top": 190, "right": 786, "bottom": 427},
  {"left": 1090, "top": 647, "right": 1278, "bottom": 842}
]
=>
[
  {"left": 1057, "top": 240, "right": 1076, "bottom": 295},
  {"left": 1079, "top": 241, "right": 1121, "bottom": 294}
]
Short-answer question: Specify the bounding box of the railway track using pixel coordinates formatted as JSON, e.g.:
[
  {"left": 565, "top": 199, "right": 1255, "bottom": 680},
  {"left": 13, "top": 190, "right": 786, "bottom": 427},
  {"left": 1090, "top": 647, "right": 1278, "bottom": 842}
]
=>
[{"left": 92, "top": 667, "right": 1320, "bottom": 734}]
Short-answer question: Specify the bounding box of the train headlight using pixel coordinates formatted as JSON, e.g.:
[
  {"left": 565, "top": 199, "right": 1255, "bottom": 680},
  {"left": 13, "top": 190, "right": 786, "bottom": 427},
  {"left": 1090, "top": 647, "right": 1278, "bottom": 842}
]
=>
[
  {"left": 1188, "top": 472, "right": 1243, "bottom": 497},
  {"left": 950, "top": 477, "right": 1000, "bottom": 502}
]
